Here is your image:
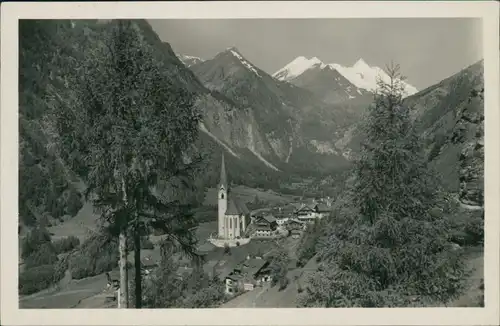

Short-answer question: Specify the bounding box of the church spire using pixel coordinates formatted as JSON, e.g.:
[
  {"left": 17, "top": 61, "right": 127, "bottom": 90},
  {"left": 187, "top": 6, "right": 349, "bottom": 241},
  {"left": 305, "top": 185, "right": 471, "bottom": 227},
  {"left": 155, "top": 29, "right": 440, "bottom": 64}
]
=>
[{"left": 219, "top": 153, "right": 227, "bottom": 189}]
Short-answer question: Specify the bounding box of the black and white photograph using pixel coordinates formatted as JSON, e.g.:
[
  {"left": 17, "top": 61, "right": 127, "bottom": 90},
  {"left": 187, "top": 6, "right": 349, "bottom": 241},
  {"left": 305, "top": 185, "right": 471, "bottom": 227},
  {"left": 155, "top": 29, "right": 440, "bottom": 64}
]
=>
[{"left": 1, "top": 1, "right": 499, "bottom": 326}]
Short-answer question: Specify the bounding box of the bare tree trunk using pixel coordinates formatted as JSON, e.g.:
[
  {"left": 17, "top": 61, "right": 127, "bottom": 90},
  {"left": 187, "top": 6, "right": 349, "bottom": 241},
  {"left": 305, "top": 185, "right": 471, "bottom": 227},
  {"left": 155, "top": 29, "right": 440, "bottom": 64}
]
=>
[
  {"left": 119, "top": 230, "right": 129, "bottom": 308},
  {"left": 119, "top": 175, "right": 129, "bottom": 308},
  {"left": 134, "top": 227, "right": 142, "bottom": 308}
]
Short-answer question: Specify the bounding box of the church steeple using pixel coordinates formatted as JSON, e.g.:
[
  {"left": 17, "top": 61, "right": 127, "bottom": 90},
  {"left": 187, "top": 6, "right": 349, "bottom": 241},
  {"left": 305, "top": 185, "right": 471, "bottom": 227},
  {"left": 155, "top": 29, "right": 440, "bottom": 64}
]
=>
[
  {"left": 219, "top": 153, "right": 227, "bottom": 189},
  {"left": 217, "top": 153, "right": 228, "bottom": 238}
]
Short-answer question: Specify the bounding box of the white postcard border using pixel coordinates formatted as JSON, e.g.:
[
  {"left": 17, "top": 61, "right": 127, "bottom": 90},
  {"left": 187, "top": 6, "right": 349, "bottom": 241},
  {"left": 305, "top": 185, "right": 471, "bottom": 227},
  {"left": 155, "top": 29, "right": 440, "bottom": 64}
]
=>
[{"left": 1, "top": 1, "right": 499, "bottom": 326}]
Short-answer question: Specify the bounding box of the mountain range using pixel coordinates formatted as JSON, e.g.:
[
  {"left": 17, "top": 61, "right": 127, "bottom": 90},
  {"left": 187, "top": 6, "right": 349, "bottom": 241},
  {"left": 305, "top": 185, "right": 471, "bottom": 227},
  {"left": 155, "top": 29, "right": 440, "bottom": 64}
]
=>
[
  {"left": 19, "top": 19, "right": 484, "bottom": 229},
  {"left": 273, "top": 56, "right": 418, "bottom": 97}
]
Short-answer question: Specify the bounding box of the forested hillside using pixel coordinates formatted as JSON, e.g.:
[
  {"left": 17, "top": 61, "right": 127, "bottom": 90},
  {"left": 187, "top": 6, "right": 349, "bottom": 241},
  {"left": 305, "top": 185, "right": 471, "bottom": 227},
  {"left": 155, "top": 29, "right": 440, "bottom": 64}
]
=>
[{"left": 18, "top": 20, "right": 317, "bottom": 230}]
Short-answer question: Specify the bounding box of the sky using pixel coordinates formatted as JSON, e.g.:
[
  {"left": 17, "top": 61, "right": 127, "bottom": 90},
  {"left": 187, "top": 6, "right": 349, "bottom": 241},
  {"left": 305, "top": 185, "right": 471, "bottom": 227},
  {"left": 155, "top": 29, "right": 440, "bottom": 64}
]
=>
[{"left": 148, "top": 18, "right": 483, "bottom": 90}]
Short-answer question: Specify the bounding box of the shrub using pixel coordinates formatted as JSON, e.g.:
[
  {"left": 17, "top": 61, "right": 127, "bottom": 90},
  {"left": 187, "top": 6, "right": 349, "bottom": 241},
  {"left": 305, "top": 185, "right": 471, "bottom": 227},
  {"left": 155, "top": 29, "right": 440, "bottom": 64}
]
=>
[
  {"left": 141, "top": 259, "right": 184, "bottom": 308},
  {"left": 94, "top": 253, "right": 119, "bottom": 275},
  {"left": 54, "top": 257, "right": 69, "bottom": 281},
  {"left": 65, "top": 188, "right": 83, "bottom": 216},
  {"left": 449, "top": 210, "right": 484, "bottom": 247},
  {"left": 24, "top": 242, "right": 58, "bottom": 268},
  {"left": 428, "top": 133, "right": 447, "bottom": 162},
  {"left": 181, "top": 281, "right": 226, "bottom": 308},
  {"left": 53, "top": 236, "right": 80, "bottom": 254},
  {"left": 19, "top": 264, "right": 55, "bottom": 295},
  {"left": 296, "top": 225, "right": 321, "bottom": 266},
  {"left": 38, "top": 214, "right": 50, "bottom": 228},
  {"left": 464, "top": 215, "right": 484, "bottom": 246},
  {"left": 69, "top": 254, "right": 94, "bottom": 279},
  {"left": 19, "top": 261, "right": 66, "bottom": 295},
  {"left": 21, "top": 227, "right": 52, "bottom": 259},
  {"left": 269, "top": 247, "right": 290, "bottom": 288},
  {"left": 69, "top": 234, "right": 118, "bottom": 279}
]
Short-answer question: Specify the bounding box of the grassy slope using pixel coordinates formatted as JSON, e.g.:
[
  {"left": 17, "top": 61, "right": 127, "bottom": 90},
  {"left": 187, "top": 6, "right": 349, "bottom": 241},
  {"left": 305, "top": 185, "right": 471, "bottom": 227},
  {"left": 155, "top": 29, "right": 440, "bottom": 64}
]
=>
[
  {"left": 19, "top": 272, "right": 109, "bottom": 308},
  {"left": 204, "top": 185, "right": 298, "bottom": 206}
]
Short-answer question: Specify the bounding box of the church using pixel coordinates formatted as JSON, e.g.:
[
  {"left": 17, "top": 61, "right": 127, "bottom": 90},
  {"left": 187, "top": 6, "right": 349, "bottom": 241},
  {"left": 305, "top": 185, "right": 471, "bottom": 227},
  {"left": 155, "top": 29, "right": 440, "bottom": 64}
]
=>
[{"left": 217, "top": 154, "right": 251, "bottom": 240}]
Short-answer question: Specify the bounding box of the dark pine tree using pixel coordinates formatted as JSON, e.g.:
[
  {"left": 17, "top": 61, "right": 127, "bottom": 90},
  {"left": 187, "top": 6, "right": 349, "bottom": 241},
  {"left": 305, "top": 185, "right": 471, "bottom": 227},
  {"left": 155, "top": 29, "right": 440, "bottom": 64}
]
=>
[{"left": 300, "top": 63, "right": 465, "bottom": 308}]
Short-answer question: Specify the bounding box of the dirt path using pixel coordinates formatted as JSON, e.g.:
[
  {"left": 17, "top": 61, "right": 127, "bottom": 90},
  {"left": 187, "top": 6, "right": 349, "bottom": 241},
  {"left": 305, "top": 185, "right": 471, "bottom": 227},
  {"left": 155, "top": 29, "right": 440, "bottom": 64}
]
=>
[{"left": 252, "top": 284, "right": 270, "bottom": 307}]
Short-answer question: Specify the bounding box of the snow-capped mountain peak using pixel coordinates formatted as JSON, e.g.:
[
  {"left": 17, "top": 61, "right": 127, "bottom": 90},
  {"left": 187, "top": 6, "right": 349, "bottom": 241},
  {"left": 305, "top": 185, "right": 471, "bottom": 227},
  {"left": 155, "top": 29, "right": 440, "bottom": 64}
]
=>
[
  {"left": 331, "top": 60, "right": 418, "bottom": 96},
  {"left": 177, "top": 54, "right": 204, "bottom": 67},
  {"left": 353, "top": 58, "right": 370, "bottom": 70},
  {"left": 273, "top": 56, "right": 326, "bottom": 81},
  {"left": 225, "top": 47, "right": 262, "bottom": 77},
  {"left": 275, "top": 56, "right": 418, "bottom": 97}
]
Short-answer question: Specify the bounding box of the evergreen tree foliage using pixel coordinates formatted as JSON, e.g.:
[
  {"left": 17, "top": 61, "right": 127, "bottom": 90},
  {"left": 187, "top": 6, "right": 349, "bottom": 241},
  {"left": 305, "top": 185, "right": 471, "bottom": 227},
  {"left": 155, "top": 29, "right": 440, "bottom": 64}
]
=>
[
  {"left": 19, "top": 20, "right": 85, "bottom": 226},
  {"left": 299, "top": 64, "right": 466, "bottom": 307},
  {"left": 268, "top": 247, "right": 291, "bottom": 289},
  {"left": 53, "top": 20, "right": 203, "bottom": 308},
  {"left": 132, "top": 257, "right": 225, "bottom": 308},
  {"left": 21, "top": 227, "right": 52, "bottom": 259}
]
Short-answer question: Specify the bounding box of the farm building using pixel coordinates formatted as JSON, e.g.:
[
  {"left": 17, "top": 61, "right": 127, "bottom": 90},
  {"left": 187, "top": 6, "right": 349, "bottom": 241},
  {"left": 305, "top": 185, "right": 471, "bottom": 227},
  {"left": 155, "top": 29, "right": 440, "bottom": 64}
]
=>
[
  {"left": 285, "top": 219, "right": 307, "bottom": 231},
  {"left": 294, "top": 203, "right": 331, "bottom": 221},
  {"left": 224, "top": 258, "right": 271, "bottom": 295},
  {"left": 252, "top": 215, "right": 278, "bottom": 237},
  {"left": 127, "top": 249, "right": 162, "bottom": 276}
]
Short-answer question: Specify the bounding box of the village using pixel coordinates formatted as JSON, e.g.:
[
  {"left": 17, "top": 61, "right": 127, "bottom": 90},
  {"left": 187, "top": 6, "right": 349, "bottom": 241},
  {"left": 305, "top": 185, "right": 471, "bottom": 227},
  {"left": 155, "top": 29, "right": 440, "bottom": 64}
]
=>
[
  {"left": 18, "top": 153, "right": 334, "bottom": 309},
  {"left": 125, "top": 206, "right": 330, "bottom": 299},
  {"left": 102, "top": 155, "right": 333, "bottom": 303}
]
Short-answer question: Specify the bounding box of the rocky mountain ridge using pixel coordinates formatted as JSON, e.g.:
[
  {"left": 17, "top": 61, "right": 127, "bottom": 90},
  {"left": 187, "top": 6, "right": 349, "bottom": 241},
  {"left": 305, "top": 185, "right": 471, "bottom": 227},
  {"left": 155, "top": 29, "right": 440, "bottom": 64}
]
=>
[{"left": 189, "top": 47, "right": 354, "bottom": 171}]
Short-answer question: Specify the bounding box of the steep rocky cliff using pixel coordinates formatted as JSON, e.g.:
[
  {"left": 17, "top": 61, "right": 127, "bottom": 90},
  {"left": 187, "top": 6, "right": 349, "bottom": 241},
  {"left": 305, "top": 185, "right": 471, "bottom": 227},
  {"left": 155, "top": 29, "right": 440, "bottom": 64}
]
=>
[
  {"left": 190, "top": 47, "right": 352, "bottom": 171},
  {"left": 411, "top": 61, "right": 484, "bottom": 207},
  {"left": 455, "top": 88, "right": 484, "bottom": 207},
  {"left": 336, "top": 60, "right": 484, "bottom": 205}
]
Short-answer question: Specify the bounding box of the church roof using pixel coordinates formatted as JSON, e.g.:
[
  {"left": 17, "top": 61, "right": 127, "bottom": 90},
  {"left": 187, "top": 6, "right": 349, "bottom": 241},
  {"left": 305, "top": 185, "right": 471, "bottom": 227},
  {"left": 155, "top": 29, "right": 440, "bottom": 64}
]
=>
[
  {"left": 219, "top": 153, "right": 227, "bottom": 189},
  {"left": 225, "top": 198, "right": 249, "bottom": 216}
]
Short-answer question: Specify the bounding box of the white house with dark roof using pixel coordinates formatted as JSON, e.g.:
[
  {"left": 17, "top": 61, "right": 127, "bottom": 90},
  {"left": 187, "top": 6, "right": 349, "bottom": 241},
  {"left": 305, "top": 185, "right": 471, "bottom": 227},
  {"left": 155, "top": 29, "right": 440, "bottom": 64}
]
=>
[
  {"left": 294, "top": 202, "right": 331, "bottom": 222},
  {"left": 252, "top": 214, "right": 279, "bottom": 237},
  {"left": 223, "top": 257, "right": 271, "bottom": 294}
]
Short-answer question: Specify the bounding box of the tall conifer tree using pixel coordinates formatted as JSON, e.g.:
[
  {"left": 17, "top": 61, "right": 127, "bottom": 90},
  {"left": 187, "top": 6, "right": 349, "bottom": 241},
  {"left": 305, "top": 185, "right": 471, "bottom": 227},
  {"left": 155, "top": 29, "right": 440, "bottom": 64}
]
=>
[
  {"left": 301, "top": 63, "right": 465, "bottom": 307},
  {"left": 54, "top": 20, "right": 203, "bottom": 308}
]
